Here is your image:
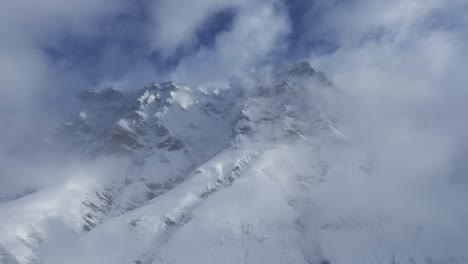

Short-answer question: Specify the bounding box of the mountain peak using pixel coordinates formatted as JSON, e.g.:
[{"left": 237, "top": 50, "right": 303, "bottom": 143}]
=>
[
  {"left": 286, "top": 61, "right": 315, "bottom": 76},
  {"left": 79, "top": 87, "right": 124, "bottom": 102},
  {"left": 145, "top": 81, "right": 177, "bottom": 91}
]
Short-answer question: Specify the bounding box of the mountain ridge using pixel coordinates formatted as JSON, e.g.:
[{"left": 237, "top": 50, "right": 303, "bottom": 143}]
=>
[{"left": 1, "top": 62, "right": 465, "bottom": 264}]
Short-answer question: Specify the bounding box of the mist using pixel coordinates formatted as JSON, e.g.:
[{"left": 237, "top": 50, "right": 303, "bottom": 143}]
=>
[{"left": 0, "top": 0, "right": 467, "bottom": 263}]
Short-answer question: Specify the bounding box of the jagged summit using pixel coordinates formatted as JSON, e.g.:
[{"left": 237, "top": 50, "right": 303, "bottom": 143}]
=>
[
  {"left": 271, "top": 61, "right": 316, "bottom": 79},
  {"left": 269, "top": 61, "right": 332, "bottom": 87},
  {"left": 144, "top": 81, "right": 177, "bottom": 90},
  {"left": 286, "top": 61, "right": 316, "bottom": 76},
  {"left": 79, "top": 86, "right": 124, "bottom": 102}
]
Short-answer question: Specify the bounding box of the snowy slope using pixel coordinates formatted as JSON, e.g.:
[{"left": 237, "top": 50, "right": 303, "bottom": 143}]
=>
[{"left": 1, "top": 62, "right": 466, "bottom": 264}]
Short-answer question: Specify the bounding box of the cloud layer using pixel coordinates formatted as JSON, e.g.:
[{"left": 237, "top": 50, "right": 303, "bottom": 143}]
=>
[
  {"left": 0, "top": 0, "right": 467, "bottom": 231},
  {"left": 0, "top": 1, "right": 467, "bottom": 261}
]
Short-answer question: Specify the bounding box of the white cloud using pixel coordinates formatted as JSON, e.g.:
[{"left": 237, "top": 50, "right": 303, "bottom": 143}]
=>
[
  {"left": 312, "top": 0, "right": 468, "bottom": 165},
  {"left": 168, "top": 0, "right": 290, "bottom": 84},
  {"left": 0, "top": 0, "right": 131, "bottom": 150},
  {"left": 301, "top": 0, "right": 468, "bottom": 254},
  {"left": 148, "top": 0, "right": 241, "bottom": 56},
  {"left": 0, "top": 0, "right": 467, "bottom": 261},
  {"left": 0, "top": 0, "right": 129, "bottom": 99}
]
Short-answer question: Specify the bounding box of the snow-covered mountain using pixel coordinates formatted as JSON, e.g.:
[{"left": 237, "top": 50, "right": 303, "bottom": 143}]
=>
[{"left": 0, "top": 62, "right": 466, "bottom": 264}]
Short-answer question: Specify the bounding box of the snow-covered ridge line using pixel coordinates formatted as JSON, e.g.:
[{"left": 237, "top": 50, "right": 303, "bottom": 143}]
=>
[
  {"left": 5, "top": 62, "right": 462, "bottom": 264},
  {"left": 1, "top": 62, "right": 336, "bottom": 262},
  {"left": 114, "top": 149, "right": 260, "bottom": 264}
]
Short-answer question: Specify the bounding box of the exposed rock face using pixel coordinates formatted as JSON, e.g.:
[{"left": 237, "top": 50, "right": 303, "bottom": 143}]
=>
[
  {"left": 287, "top": 61, "right": 316, "bottom": 76},
  {"left": 79, "top": 87, "right": 125, "bottom": 102}
]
